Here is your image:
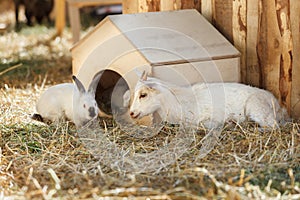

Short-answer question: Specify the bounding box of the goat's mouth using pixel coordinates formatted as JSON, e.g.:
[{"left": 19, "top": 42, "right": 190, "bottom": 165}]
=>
[{"left": 131, "top": 112, "right": 141, "bottom": 119}]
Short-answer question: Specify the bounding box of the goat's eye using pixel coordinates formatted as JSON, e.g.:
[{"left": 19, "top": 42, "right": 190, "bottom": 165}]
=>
[
  {"left": 139, "top": 93, "right": 147, "bottom": 99},
  {"left": 83, "top": 104, "right": 86, "bottom": 108}
]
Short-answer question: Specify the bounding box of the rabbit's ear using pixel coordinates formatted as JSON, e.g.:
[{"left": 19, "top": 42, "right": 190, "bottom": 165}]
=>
[
  {"left": 88, "top": 71, "right": 102, "bottom": 95},
  {"left": 72, "top": 75, "right": 86, "bottom": 94}
]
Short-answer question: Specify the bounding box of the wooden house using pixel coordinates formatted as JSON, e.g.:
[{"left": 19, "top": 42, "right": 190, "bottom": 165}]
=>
[{"left": 71, "top": 9, "right": 240, "bottom": 115}]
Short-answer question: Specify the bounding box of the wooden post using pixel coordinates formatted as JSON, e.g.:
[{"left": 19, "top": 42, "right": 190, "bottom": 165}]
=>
[
  {"left": 123, "top": 0, "right": 201, "bottom": 14},
  {"left": 211, "top": 0, "right": 233, "bottom": 42},
  {"left": 291, "top": 1, "right": 300, "bottom": 118},
  {"left": 257, "top": 0, "right": 292, "bottom": 112},
  {"left": 277, "top": 0, "right": 293, "bottom": 114},
  {"left": 68, "top": 1, "right": 81, "bottom": 43},
  {"left": 122, "top": 0, "right": 138, "bottom": 14},
  {"left": 232, "top": 0, "right": 247, "bottom": 83},
  {"left": 55, "top": 0, "right": 66, "bottom": 36},
  {"left": 246, "top": 0, "right": 260, "bottom": 87},
  {"left": 160, "top": 1, "right": 174, "bottom": 11},
  {"left": 178, "top": 0, "right": 201, "bottom": 10},
  {"left": 201, "top": 0, "right": 213, "bottom": 22}
]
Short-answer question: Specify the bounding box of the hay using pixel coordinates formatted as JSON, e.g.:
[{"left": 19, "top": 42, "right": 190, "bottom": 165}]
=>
[
  {"left": 0, "top": 18, "right": 300, "bottom": 199},
  {"left": 1, "top": 82, "right": 300, "bottom": 199}
]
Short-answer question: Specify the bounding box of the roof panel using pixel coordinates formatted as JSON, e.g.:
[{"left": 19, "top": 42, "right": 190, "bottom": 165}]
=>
[{"left": 109, "top": 9, "right": 240, "bottom": 65}]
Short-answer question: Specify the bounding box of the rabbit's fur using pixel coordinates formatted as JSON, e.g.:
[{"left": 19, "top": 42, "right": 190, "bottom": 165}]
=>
[{"left": 33, "top": 73, "right": 101, "bottom": 127}]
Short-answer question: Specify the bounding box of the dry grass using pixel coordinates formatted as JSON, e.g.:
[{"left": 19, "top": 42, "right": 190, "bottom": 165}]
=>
[
  {"left": 1, "top": 85, "right": 299, "bottom": 199},
  {"left": 1, "top": 9, "right": 300, "bottom": 200}
]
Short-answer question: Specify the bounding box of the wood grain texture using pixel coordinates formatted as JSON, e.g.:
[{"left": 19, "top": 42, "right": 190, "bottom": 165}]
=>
[
  {"left": 290, "top": 0, "right": 300, "bottom": 117},
  {"left": 257, "top": 0, "right": 292, "bottom": 112},
  {"left": 109, "top": 10, "right": 239, "bottom": 65},
  {"left": 122, "top": 0, "right": 138, "bottom": 14},
  {"left": 212, "top": 0, "right": 233, "bottom": 43},
  {"left": 123, "top": 0, "right": 202, "bottom": 13},
  {"left": 160, "top": 0, "right": 174, "bottom": 11},
  {"left": 144, "top": 0, "right": 160, "bottom": 12},
  {"left": 179, "top": 0, "right": 201, "bottom": 10},
  {"left": 201, "top": 0, "right": 212, "bottom": 22},
  {"left": 246, "top": 0, "right": 260, "bottom": 87},
  {"left": 232, "top": 0, "right": 247, "bottom": 83},
  {"left": 257, "top": 1, "right": 281, "bottom": 99},
  {"left": 55, "top": 0, "right": 66, "bottom": 36},
  {"left": 277, "top": 0, "right": 293, "bottom": 113}
]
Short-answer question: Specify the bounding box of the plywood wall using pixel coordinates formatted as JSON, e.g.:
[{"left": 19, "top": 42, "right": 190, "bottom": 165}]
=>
[{"left": 122, "top": 0, "right": 300, "bottom": 118}]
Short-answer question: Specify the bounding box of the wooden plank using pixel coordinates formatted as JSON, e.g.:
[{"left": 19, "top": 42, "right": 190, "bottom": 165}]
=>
[
  {"left": 139, "top": 0, "right": 160, "bottom": 12},
  {"left": 55, "top": 0, "right": 66, "bottom": 36},
  {"left": 71, "top": 18, "right": 121, "bottom": 74},
  {"left": 257, "top": 0, "right": 280, "bottom": 97},
  {"left": 173, "top": 0, "right": 182, "bottom": 10},
  {"left": 69, "top": 0, "right": 122, "bottom": 7},
  {"left": 257, "top": 0, "right": 292, "bottom": 112},
  {"left": 179, "top": 0, "right": 201, "bottom": 11},
  {"left": 277, "top": 0, "right": 293, "bottom": 113},
  {"left": 68, "top": 4, "right": 81, "bottom": 43},
  {"left": 246, "top": 0, "right": 260, "bottom": 87},
  {"left": 232, "top": 0, "right": 247, "bottom": 83},
  {"left": 123, "top": 0, "right": 161, "bottom": 13},
  {"left": 122, "top": 0, "right": 138, "bottom": 14},
  {"left": 290, "top": 1, "right": 300, "bottom": 118},
  {"left": 212, "top": 0, "right": 233, "bottom": 43},
  {"left": 153, "top": 58, "right": 241, "bottom": 85},
  {"left": 160, "top": 0, "right": 174, "bottom": 11},
  {"left": 109, "top": 10, "right": 239, "bottom": 65},
  {"left": 123, "top": 0, "right": 202, "bottom": 13},
  {"left": 201, "top": 0, "right": 212, "bottom": 22}
]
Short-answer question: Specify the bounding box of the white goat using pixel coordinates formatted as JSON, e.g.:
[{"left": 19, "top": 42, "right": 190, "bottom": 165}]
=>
[{"left": 127, "top": 71, "right": 288, "bottom": 129}]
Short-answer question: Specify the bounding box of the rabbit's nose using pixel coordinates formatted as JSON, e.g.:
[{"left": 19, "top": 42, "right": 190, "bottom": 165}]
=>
[{"left": 89, "top": 107, "right": 96, "bottom": 117}]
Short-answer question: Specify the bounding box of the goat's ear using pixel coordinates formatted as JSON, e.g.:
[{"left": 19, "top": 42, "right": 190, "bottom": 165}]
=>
[
  {"left": 134, "top": 68, "right": 143, "bottom": 77},
  {"left": 147, "top": 84, "right": 159, "bottom": 94},
  {"left": 140, "top": 70, "right": 148, "bottom": 81}
]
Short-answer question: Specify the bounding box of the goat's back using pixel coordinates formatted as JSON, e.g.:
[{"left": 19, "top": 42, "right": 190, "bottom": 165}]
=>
[{"left": 191, "top": 82, "right": 284, "bottom": 125}]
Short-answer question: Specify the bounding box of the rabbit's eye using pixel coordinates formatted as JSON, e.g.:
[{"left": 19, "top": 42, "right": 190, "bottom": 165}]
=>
[{"left": 139, "top": 93, "right": 147, "bottom": 99}]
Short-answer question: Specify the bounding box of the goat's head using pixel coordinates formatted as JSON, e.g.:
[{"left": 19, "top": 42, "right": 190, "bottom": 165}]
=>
[{"left": 128, "top": 71, "right": 161, "bottom": 119}]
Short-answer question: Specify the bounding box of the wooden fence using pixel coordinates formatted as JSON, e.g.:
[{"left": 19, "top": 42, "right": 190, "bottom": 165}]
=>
[{"left": 122, "top": 0, "right": 300, "bottom": 118}]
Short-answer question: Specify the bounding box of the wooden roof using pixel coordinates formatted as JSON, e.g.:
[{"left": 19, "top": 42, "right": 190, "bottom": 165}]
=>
[{"left": 72, "top": 9, "right": 240, "bottom": 66}]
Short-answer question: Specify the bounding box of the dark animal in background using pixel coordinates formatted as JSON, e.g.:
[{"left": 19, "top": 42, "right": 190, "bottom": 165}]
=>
[{"left": 14, "top": 0, "right": 54, "bottom": 27}]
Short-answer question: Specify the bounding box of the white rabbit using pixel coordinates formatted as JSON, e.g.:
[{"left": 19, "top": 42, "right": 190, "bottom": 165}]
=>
[{"left": 32, "top": 73, "right": 101, "bottom": 127}]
